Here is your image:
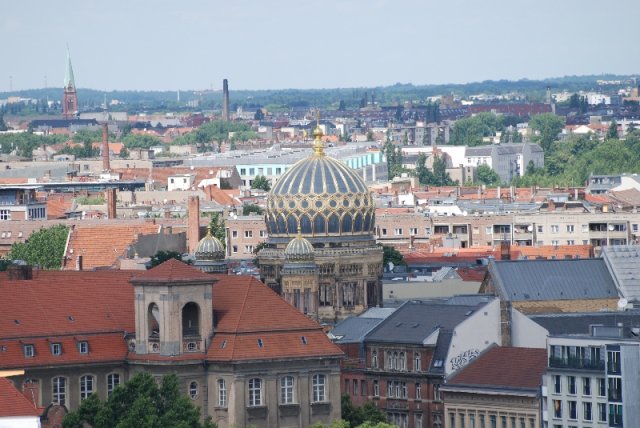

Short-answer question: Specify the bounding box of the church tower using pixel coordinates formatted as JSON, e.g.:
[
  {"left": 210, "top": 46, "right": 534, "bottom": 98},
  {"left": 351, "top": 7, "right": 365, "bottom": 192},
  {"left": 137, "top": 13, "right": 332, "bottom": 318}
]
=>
[{"left": 63, "top": 50, "right": 78, "bottom": 119}]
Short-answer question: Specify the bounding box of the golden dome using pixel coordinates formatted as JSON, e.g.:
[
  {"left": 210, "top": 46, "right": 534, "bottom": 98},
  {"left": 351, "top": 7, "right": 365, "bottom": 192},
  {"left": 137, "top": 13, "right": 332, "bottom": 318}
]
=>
[
  {"left": 265, "top": 150, "right": 375, "bottom": 238},
  {"left": 284, "top": 231, "right": 315, "bottom": 262},
  {"left": 194, "top": 226, "right": 225, "bottom": 261}
]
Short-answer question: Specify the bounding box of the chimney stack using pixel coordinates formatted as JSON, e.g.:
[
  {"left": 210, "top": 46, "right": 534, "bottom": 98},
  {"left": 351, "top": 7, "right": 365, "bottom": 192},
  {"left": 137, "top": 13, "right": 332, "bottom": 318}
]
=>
[
  {"left": 188, "top": 196, "right": 201, "bottom": 253},
  {"left": 106, "top": 188, "right": 117, "bottom": 219},
  {"left": 102, "top": 123, "right": 110, "bottom": 172},
  {"left": 222, "top": 79, "right": 230, "bottom": 121}
]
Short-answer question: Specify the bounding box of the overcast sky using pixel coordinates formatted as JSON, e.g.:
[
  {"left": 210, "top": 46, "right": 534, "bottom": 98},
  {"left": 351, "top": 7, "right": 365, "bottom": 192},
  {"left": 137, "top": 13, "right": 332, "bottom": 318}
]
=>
[{"left": 1, "top": 0, "right": 639, "bottom": 92}]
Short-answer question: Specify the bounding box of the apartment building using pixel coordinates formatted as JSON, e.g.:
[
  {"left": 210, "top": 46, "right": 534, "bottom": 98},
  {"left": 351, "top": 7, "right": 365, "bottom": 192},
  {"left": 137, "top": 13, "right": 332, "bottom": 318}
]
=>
[{"left": 226, "top": 214, "right": 268, "bottom": 260}]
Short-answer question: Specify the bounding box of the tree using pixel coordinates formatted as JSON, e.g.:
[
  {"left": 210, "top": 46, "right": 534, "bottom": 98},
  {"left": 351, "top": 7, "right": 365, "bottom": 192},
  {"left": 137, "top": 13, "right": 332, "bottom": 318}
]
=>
[
  {"left": 8, "top": 225, "right": 68, "bottom": 269},
  {"left": 122, "top": 134, "right": 163, "bottom": 149},
  {"left": 432, "top": 154, "right": 455, "bottom": 186},
  {"left": 251, "top": 175, "right": 271, "bottom": 191},
  {"left": 209, "top": 212, "right": 226, "bottom": 249},
  {"left": 476, "top": 164, "right": 501, "bottom": 186},
  {"left": 449, "top": 113, "right": 503, "bottom": 146},
  {"left": 119, "top": 147, "right": 130, "bottom": 158},
  {"left": 382, "top": 245, "right": 405, "bottom": 270},
  {"left": 607, "top": 120, "right": 619, "bottom": 140},
  {"left": 0, "top": 114, "right": 7, "bottom": 131},
  {"left": 149, "top": 250, "right": 187, "bottom": 268},
  {"left": 242, "top": 204, "right": 264, "bottom": 216},
  {"left": 62, "top": 372, "right": 217, "bottom": 428},
  {"left": 528, "top": 113, "right": 565, "bottom": 152},
  {"left": 341, "top": 394, "right": 387, "bottom": 428}
]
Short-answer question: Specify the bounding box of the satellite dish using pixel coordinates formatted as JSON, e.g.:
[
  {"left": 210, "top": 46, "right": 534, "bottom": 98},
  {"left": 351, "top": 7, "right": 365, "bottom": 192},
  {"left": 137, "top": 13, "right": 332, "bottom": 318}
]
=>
[
  {"left": 608, "top": 225, "right": 615, "bottom": 231},
  {"left": 388, "top": 261, "right": 395, "bottom": 272},
  {"left": 618, "top": 298, "right": 628, "bottom": 309},
  {"left": 527, "top": 225, "right": 533, "bottom": 232}
]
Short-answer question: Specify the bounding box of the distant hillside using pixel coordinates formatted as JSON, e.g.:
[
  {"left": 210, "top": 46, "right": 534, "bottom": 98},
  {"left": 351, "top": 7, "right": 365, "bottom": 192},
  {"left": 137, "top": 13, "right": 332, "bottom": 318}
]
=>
[{"left": 1, "top": 74, "right": 636, "bottom": 114}]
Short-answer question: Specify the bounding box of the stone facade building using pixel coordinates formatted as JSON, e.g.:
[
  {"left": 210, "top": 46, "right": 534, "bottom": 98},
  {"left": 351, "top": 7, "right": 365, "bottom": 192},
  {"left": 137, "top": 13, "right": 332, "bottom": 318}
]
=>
[
  {"left": 0, "top": 260, "right": 343, "bottom": 428},
  {"left": 258, "top": 126, "right": 383, "bottom": 323}
]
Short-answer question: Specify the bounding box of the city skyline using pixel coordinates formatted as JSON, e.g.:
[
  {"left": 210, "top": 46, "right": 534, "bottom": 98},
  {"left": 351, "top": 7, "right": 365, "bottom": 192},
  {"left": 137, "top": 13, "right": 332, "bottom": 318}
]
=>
[{"left": 1, "top": 0, "right": 639, "bottom": 92}]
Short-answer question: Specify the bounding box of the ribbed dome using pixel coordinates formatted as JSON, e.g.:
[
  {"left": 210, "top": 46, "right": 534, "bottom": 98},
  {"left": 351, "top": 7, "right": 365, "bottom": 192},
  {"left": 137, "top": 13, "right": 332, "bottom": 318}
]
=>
[
  {"left": 265, "top": 147, "right": 375, "bottom": 237},
  {"left": 284, "top": 233, "right": 315, "bottom": 262},
  {"left": 194, "top": 227, "right": 225, "bottom": 261}
]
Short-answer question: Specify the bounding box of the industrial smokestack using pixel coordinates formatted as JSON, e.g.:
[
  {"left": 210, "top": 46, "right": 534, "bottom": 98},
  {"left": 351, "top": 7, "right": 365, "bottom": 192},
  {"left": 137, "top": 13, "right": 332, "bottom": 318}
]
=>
[
  {"left": 102, "top": 122, "right": 110, "bottom": 172},
  {"left": 106, "top": 188, "right": 117, "bottom": 219},
  {"left": 222, "top": 79, "right": 229, "bottom": 121},
  {"left": 188, "top": 196, "right": 201, "bottom": 253}
]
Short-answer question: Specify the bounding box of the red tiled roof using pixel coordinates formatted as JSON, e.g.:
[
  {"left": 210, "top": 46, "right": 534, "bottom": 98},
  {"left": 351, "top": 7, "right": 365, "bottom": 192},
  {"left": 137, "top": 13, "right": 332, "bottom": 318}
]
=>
[
  {"left": 0, "top": 377, "right": 40, "bottom": 417},
  {"left": 0, "top": 270, "right": 135, "bottom": 339},
  {"left": 63, "top": 223, "right": 160, "bottom": 270},
  {"left": 446, "top": 346, "right": 547, "bottom": 391},
  {"left": 0, "top": 333, "right": 129, "bottom": 370},
  {"left": 207, "top": 275, "right": 343, "bottom": 361},
  {"left": 132, "top": 258, "right": 214, "bottom": 283},
  {"left": 47, "top": 194, "right": 75, "bottom": 219},
  {"left": 202, "top": 185, "right": 239, "bottom": 206}
]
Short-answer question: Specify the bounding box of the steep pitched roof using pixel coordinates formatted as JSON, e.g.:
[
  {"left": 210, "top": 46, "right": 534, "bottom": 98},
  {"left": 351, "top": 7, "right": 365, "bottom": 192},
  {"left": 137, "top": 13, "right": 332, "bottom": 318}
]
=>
[
  {"left": 0, "top": 377, "right": 40, "bottom": 417},
  {"left": 64, "top": 222, "right": 160, "bottom": 270},
  {"left": 207, "top": 275, "right": 343, "bottom": 361},
  {"left": 488, "top": 259, "right": 619, "bottom": 302},
  {"left": 131, "top": 258, "right": 213, "bottom": 283},
  {"left": 602, "top": 245, "right": 640, "bottom": 301},
  {"left": 445, "top": 346, "right": 547, "bottom": 392}
]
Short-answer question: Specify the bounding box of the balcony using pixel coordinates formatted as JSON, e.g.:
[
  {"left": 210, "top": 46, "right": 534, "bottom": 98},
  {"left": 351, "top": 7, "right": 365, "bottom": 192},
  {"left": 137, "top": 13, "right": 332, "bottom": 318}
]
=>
[{"left": 548, "top": 357, "right": 605, "bottom": 371}]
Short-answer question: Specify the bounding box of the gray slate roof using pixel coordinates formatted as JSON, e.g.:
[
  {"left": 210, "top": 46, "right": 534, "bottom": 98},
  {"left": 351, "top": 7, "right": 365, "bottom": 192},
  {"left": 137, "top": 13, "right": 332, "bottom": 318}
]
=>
[
  {"left": 602, "top": 246, "right": 640, "bottom": 301},
  {"left": 529, "top": 311, "right": 640, "bottom": 338},
  {"left": 365, "top": 300, "right": 484, "bottom": 344},
  {"left": 488, "top": 259, "right": 619, "bottom": 302},
  {"left": 330, "top": 317, "right": 386, "bottom": 344}
]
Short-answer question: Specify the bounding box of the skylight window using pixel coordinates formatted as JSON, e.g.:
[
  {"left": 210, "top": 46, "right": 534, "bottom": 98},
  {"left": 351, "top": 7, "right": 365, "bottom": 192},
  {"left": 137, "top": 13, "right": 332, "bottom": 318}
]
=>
[
  {"left": 301, "top": 336, "right": 308, "bottom": 345},
  {"left": 257, "top": 339, "right": 264, "bottom": 348}
]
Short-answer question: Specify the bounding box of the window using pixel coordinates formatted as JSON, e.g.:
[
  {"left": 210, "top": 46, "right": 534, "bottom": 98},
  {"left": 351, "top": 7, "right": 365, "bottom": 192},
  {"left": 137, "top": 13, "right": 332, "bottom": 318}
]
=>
[
  {"left": 280, "top": 376, "right": 294, "bottom": 404},
  {"left": 609, "top": 403, "right": 622, "bottom": 425},
  {"left": 568, "top": 400, "right": 577, "bottom": 420},
  {"left": 260, "top": 230, "right": 267, "bottom": 237},
  {"left": 232, "top": 245, "right": 238, "bottom": 253},
  {"left": 232, "top": 230, "right": 238, "bottom": 238},
  {"left": 567, "top": 240, "right": 575, "bottom": 245},
  {"left": 78, "top": 341, "right": 89, "bottom": 354},
  {"left": 551, "top": 225, "right": 559, "bottom": 233},
  {"left": 23, "top": 344, "right": 35, "bottom": 358},
  {"left": 485, "top": 226, "right": 492, "bottom": 235},
  {"left": 276, "top": 167, "right": 282, "bottom": 174},
  {"left": 217, "top": 379, "right": 227, "bottom": 407},
  {"left": 249, "top": 168, "right": 255, "bottom": 175},
  {"left": 414, "top": 352, "right": 421, "bottom": 371},
  {"left": 399, "top": 352, "right": 406, "bottom": 371},
  {"left": 583, "top": 402, "right": 592, "bottom": 421},
  {"left": 189, "top": 381, "right": 198, "bottom": 399},
  {"left": 633, "top": 224, "right": 639, "bottom": 233},
  {"left": 433, "top": 384, "right": 441, "bottom": 401},
  {"left": 598, "top": 378, "right": 606, "bottom": 397},
  {"left": 415, "top": 413, "right": 423, "bottom": 428},
  {"left": 394, "top": 228, "right": 403, "bottom": 236},
  {"left": 240, "top": 168, "right": 246, "bottom": 175},
  {"left": 312, "top": 374, "right": 326, "bottom": 402},
  {"left": 245, "top": 230, "right": 253, "bottom": 238},
  {"left": 381, "top": 228, "right": 387, "bottom": 236},
  {"left": 553, "top": 399, "right": 562, "bottom": 418},
  {"left": 567, "top": 376, "right": 576, "bottom": 394},
  {"left": 372, "top": 350, "right": 378, "bottom": 368},
  {"left": 410, "top": 228, "right": 417, "bottom": 235},
  {"left": 460, "top": 414, "right": 466, "bottom": 428},
  {"left": 245, "top": 245, "right": 253, "bottom": 253},
  {"left": 582, "top": 377, "right": 591, "bottom": 396},
  {"left": 107, "top": 373, "right": 120, "bottom": 396},
  {"left": 537, "top": 225, "right": 543, "bottom": 233},
  {"left": 80, "top": 375, "right": 94, "bottom": 400},
  {"left": 373, "top": 380, "right": 379, "bottom": 397},
  {"left": 248, "top": 378, "right": 262, "bottom": 406},
  {"left": 551, "top": 240, "right": 559, "bottom": 246},
  {"left": 0, "top": 210, "right": 11, "bottom": 220},
  {"left": 553, "top": 375, "right": 561, "bottom": 394},
  {"left": 566, "top": 224, "right": 575, "bottom": 233},
  {"left": 598, "top": 402, "right": 607, "bottom": 422},
  {"left": 51, "top": 343, "right": 62, "bottom": 356},
  {"left": 52, "top": 377, "right": 66, "bottom": 405},
  {"left": 415, "top": 383, "right": 421, "bottom": 399}
]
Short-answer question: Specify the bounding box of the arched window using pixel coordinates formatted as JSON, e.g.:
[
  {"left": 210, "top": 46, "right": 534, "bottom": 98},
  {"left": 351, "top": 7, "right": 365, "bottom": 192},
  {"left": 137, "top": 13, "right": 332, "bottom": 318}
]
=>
[
  {"left": 52, "top": 377, "right": 66, "bottom": 405},
  {"left": 280, "top": 376, "right": 295, "bottom": 404},
  {"left": 80, "top": 375, "right": 94, "bottom": 400},
  {"left": 399, "top": 352, "right": 406, "bottom": 371},
  {"left": 217, "top": 379, "right": 227, "bottom": 407},
  {"left": 107, "top": 373, "right": 120, "bottom": 396},
  {"left": 248, "top": 378, "right": 263, "bottom": 406},
  {"left": 148, "top": 303, "right": 160, "bottom": 338},
  {"left": 393, "top": 352, "right": 399, "bottom": 370},
  {"left": 182, "top": 302, "right": 200, "bottom": 338},
  {"left": 189, "top": 381, "right": 198, "bottom": 399},
  {"left": 372, "top": 350, "right": 378, "bottom": 368}
]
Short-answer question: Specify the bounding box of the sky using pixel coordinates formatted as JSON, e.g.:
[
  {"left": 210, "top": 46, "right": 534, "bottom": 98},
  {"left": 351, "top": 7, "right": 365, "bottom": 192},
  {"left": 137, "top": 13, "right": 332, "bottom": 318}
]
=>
[{"left": 1, "top": 0, "right": 639, "bottom": 92}]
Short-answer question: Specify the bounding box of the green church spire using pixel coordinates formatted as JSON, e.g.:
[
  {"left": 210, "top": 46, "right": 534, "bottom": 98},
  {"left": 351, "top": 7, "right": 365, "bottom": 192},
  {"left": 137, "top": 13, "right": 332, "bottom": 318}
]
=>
[{"left": 64, "top": 49, "right": 75, "bottom": 89}]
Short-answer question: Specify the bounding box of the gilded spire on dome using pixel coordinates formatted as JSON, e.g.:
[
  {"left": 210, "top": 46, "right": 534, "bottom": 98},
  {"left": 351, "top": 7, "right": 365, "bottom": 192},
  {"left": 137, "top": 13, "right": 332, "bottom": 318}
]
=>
[{"left": 312, "top": 110, "right": 325, "bottom": 156}]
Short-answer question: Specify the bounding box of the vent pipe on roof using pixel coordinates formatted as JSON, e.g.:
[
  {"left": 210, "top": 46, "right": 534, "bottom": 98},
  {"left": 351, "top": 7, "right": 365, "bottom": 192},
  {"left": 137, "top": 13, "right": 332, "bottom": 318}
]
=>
[{"left": 76, "top": 255, "right": 83, "bottom": 271}]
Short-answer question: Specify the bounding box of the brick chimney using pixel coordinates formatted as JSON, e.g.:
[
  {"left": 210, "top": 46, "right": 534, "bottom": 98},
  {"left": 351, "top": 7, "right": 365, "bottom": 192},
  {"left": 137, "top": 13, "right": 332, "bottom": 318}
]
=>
[
  {"left": 106, "top": 188, "right": 117, "bottom": 219},
  {"left": 188, "top": 196, "right": 201, "bottom": 253},
  {"left": 102, "top": 122, "right": 110, "bottom": 172}
]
